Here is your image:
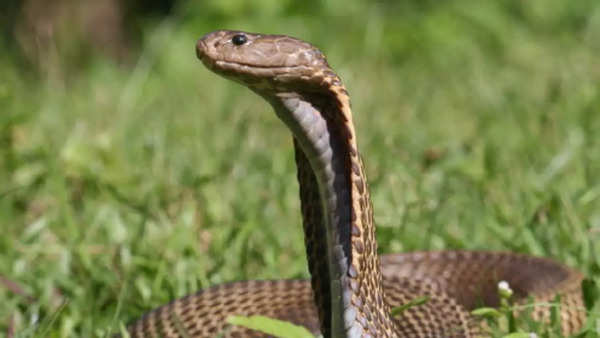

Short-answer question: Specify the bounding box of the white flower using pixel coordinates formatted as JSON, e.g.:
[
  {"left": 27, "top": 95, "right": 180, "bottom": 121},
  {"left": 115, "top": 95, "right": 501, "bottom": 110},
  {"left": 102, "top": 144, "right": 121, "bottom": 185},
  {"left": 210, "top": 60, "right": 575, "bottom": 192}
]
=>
[
  {"left": 498, "top": 280, "right": 510, "bottom": 291},
  {"left": 529, "top": 333, "right": 538, "bottom": 338},
  {"left": 497, "top": 280, "right": 513, "bottom": 298}
]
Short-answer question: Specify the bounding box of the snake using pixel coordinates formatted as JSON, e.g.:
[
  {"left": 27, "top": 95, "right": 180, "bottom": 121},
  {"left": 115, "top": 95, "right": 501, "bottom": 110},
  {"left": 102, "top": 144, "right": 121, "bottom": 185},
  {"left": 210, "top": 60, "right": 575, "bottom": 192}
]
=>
[{"left": 125, "top": 30, "right": 586, "bottom": 337}]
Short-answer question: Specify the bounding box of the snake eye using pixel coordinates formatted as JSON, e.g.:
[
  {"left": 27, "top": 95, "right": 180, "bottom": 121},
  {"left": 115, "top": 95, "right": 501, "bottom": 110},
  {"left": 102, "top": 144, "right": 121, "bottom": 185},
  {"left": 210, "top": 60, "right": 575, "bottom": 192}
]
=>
[{"left": 231, "top": 34, "right": 248, "bottom": 46}]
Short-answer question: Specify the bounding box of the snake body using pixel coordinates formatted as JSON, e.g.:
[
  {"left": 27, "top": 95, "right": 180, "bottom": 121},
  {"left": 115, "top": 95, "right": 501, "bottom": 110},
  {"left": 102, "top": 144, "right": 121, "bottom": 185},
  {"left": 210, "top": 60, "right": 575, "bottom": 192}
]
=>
[{"left": 127, "top": 30, "right": 585, "bottom": 337}]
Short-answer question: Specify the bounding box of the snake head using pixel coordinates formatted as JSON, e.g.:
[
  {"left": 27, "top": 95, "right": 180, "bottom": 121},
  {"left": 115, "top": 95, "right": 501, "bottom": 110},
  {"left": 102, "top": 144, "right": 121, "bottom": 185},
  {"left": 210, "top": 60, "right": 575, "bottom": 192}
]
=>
[{"left": 196, "top": 30, "right": 340, "bottom": 94}]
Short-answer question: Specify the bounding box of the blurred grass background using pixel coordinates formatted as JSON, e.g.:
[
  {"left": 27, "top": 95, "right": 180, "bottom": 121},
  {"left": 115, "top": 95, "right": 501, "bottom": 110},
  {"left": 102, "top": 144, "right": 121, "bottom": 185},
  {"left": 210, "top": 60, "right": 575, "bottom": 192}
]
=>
[{"left": 1, "top": 0, "right": 600, "bottom": 336}]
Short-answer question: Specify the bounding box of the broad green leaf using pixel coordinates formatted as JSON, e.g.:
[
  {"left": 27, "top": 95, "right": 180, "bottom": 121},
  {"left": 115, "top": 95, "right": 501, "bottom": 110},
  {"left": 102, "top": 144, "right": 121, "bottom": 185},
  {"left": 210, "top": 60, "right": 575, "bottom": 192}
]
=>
[
  {"left": 501, "top": 333, "right": 531, "bottom": 338},
  {"left": 390, "top": 296, "right": 430, "bottom": 317},
  {"left": 227, "top": 315, "right": 314, "bottom": 338}
]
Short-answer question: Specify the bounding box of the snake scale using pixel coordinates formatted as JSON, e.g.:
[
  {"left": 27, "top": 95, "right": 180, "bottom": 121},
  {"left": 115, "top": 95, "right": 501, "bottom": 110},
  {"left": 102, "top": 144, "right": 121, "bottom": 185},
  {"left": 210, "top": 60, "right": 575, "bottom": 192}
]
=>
[{"left": 126, "top": 30, "right": 586, "bottom": 337}]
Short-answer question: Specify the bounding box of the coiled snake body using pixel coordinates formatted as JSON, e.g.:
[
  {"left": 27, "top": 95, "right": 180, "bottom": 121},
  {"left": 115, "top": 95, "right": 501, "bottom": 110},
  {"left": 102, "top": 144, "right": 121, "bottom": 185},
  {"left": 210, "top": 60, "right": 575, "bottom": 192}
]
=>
[{"left": 127, "top": 30, "right": 585, "bottom": 337}]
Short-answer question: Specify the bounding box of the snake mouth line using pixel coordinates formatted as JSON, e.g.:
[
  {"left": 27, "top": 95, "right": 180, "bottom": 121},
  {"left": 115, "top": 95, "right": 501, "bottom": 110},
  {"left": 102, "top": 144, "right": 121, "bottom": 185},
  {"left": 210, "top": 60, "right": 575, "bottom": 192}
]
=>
[
  {"left": 199, "top": 57, "right": 309, "bottom": 73},
  {"left": 218, "top": 60, "right": 309, "bottom": 71}
]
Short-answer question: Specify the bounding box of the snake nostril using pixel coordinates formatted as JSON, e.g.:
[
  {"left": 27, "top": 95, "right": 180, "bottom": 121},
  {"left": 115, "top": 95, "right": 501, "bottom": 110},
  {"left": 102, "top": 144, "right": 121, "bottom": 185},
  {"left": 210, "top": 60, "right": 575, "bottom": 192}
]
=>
[{"left": 196, "top": 39, "right": 208, "bottom": 60}]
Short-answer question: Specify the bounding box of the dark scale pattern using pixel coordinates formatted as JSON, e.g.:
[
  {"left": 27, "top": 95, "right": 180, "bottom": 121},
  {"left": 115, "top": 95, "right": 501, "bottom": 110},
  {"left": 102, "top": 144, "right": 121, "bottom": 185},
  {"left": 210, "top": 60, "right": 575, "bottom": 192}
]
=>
[
  {"left": 125, "top": 255, "right": 584, "bottom": 337},
  {"left": 380, "top": 251, "right": 586, "bottom": 334},
  {"left": 127, "top": 280, "right": 320, "bottom": 337},
  {"left": 123, "top": 29, "right": 587, "bottom": 338},
  {"left": 294, "top": 139, "right": 333, "bottom": 337},
  {"left": 384, "top": 279, "right": 475, "bottom": 337}
]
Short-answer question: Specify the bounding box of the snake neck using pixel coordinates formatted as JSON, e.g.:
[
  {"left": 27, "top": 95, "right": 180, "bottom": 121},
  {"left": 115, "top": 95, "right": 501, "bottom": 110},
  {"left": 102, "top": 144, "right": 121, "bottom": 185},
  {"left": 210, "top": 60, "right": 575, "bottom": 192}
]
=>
[{"left": 265, "top": 85, "right": 399, "bottom": 337}]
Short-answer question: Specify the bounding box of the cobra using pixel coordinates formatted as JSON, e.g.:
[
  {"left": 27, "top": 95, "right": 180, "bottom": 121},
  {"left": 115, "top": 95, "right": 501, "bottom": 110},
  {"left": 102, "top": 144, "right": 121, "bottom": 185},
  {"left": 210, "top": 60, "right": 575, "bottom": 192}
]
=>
[{"left": 125, "top": 30, "right": 586, "bottom": 337}]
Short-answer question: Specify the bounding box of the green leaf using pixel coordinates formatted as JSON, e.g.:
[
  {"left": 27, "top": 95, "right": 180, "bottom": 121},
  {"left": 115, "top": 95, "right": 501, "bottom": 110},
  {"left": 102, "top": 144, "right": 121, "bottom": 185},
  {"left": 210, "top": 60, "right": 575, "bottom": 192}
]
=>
[
  {"left": 471, "top": 307, "right": 502, "bottom": 318},
  {"left": 118, "top": 323, "right": 132, "bottom": 338},
  {"left": 227, "top": 315, "right": 315, "bottom": 338},
  {"left": 550, "top": 294, "right": 562, "bottom": 333},
  {"left": 501, "top": 333, "right": 531, "bottom": 338},
  {"left": 582, "top": 278, "right": 598, "bottom": 311},
  {"left": 390, "top": 296, "right": 430, "bottom": 317}
]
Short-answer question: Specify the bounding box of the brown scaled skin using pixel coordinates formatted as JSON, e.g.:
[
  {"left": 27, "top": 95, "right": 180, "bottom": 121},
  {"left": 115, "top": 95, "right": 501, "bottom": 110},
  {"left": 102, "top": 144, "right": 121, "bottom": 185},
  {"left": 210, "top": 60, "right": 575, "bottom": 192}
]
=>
[{"left": 124, "top": 30, "right": 586, "bottom": 338}]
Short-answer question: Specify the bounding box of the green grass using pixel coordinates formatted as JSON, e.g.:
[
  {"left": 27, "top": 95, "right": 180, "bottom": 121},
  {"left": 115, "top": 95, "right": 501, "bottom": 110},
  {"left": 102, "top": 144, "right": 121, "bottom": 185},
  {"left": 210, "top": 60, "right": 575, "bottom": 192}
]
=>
[{"left": 1, "top": 1, "right": 599, "bottom": 336}]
